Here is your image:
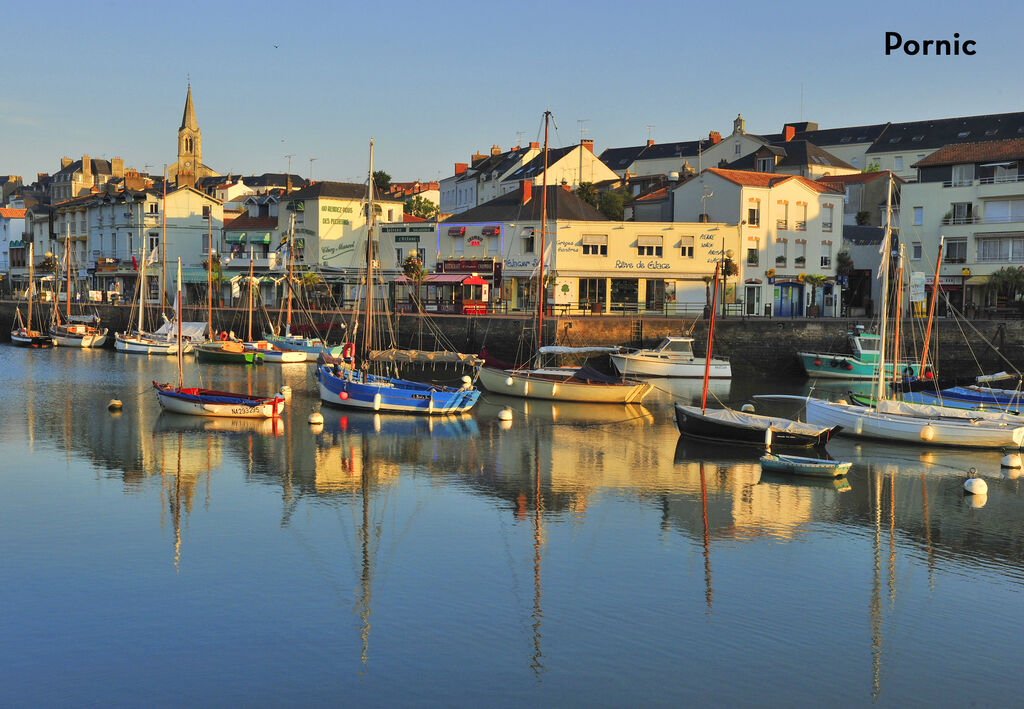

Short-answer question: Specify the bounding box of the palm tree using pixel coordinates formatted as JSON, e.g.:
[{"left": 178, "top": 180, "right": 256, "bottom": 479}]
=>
[
  {"left": 804, "top": 274, "right": 828, "bottom": 317},
  {"left": 984, "top": 266, "right": 1024, "bottom": 312}
]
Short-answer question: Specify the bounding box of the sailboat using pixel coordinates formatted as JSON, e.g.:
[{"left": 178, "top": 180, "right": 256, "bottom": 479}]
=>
[
  {"left": 476, "top": 110, "right": 651, "bottom": 404},
  {"left": 194, "top": 249, "right": 263, "bottom": 364},
  {"left": 115, "top": 247, "right": 193, "bottom": 355},
  {"left": 48, "top": 232, "right": 108, "bottom": 347},
  {"left": 241, "top": 247, "right": 306, "bottom": 363},
  {"left": 153, "top": 259, "right": 285, "bottom": 417},
  {"left": 800, "top": 175, "right": 1024, "bottom": 448},
  {"left": 10, "top": 242, "right": 55, "bottom": 348},
  {"left": 262, "top": 212, "right": 345, "bottom": 361},
  {"left": 316, "top": 138, "right": 481, "bottom": 415}
]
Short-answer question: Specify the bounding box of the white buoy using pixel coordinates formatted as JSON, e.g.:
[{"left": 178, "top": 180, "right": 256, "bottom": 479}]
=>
[
  {"left": 108, "top": 399, "right": 123, "bottom": 410},
  {"left": 505, "top": 376, "right": 514, "bottom": 387},
  {"left": 500, "top": 419, "right": 513, "bottom": 430},
  {"left": 920, "top": 424, "right": 936, "bottom": 442},
  {"left": 279, "top": 385, "right": 292, "bottom": 398},
  {"left": 1001, "top": 453, "right": 1022, "bottom": 469},
  {"left": 308, "top": 411, "right": 324, "bottom": 425},
  {"left": 741, "top": 403, "right": 755, "bottom": 413},
  {"left": 964, "top": 469, "right": 988, "bottom": 495},
  {"left": 965, "top": 493, "right": 988, "bottom": 509},
  {"left": 461, "top": 375, "right": 472, "bottom": 390},
  {"left": 310, "top": 423, "right": 324, "bottom": 434},
  {"left": 373, "top": 392, "right": 382, "bottom": 411},
  {"left": 498, "top": 407, "right": 513, "bottom": 421}
]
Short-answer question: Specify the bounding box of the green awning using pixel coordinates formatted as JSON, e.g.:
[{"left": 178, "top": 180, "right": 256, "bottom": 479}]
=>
[
  {"left": 225, "top": 233, "right": 245, "bottom": 244},
  {"left": 9, "top": 240, "right": 24, "bottom": 247},
  {"left": 182, "top": 268, "right": 213, "bottom": 284},
  {"left": 252, "top": 232, "right": 272, "bottom": 244}
]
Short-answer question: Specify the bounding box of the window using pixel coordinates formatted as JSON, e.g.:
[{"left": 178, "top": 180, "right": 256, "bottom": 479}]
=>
[
  {"left": 912, "top": 242, "right": 922, "bottom": 260},
  {"left": 638, "top": 244, "right": 662, "bottom": 257},
  {"left": 952, "top": 164, "right": 974, "bottom": 187},
  {"left": 795, "top": 242, "right": 806, "bottom": 267},
  {"left": 822, "top": 205, "right": 833, "bottom": 232},
  {"left": 984, "top": 199, "right": 1024, "bottom": 223},
  {"left": 946, "top": 238, "right": 967, "bottom": 263},
  {"left": 735, "top": 142, "right": 741, "bottom": 155},
  {"left": 795, "top": 204, "right": 807, "bottom": 231},
  {"left": 148, "top": 203, "right": 158, "bottom": 214},
  {"left": 202, "top": 205, "right": 211, "bottom": 219},
  {"left": 775, "top": 241, "right": 787, "bottom": 266},
  {"left": 977, "top": 237, "right": 1024, "bottom": 262},
  {"left": 756, "top": 157, "right": 773, "bottom": 173},
  {"left": 821, "top": 243, "right": 833, "bottom": 268},
  {"left": 488, "top": 235, "right": 500, "bottom": 255},
  {"left": 454, "top": 235, "right": 464, "bottom": 255},
  {"left": 637, "top": 236, "right": 662, "bottom": 257},
  {"left": 395, "top": 247, "right": 403, "bottom": 264},
  {"left": 746, "top": 247, "right": 759, "bottom": 266},
  {"left": 522, "top": 230, "right": 535, "bottom": 253},
  {"left": 148, "top": 232, "right": 159, "bottom": 254},
  {"left": 680, "top": 236, "right": 694, "bottom": 258},
  {"left": 777, "top": 203, "right": 788, "bottom": 230},
  {"left": 747, "top": 204, "right": 760, "bottom": 227},
  {"left": 202, "top": 233, "right": 211, "bottom": 255},
  {"left": 950, "top": 202, "right": 974, "bottom": 224},
  {"left": 913, "top": 206, "right": 923, "bottom": 225},
  {"left": 582, "top": 234, "right": 608, "bottom": 255},
  {"left": 895, "top": 156, "right": 904, "bottom": 170},
  {"left": 578, "top": 277, "right": 606, "bottom": 307}
]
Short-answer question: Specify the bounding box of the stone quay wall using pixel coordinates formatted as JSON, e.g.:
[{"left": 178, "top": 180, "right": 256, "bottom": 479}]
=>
[{"left": 2, "top": 299, "right": 1021, "bottom": 379}]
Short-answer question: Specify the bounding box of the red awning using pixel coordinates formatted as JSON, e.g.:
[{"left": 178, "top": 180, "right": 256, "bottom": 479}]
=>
[
  {"left": 461, "top": 275, "right": 488, "bottom": 285},
  {"left": 425, "top": 274, "right": 471, "bottom": 283}
]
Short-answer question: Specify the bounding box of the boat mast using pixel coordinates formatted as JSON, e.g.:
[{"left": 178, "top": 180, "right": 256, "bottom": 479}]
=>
[
  {"left": 364, "top": 138, "right": 375, "bottom": 364},
  {"left": 176, "top": 258, "right": 184, "bottom": 388},
  {"left": 920, "top": 236, "right": 945, "bottom": 376},
  {"left": 890, "top": 244, "right": 906, "bottom": 391},
  {"left": 161, "top": 166, "right": 167, "bottom": 311},
  {"left": 65, "top": 228, "right": 72, "bottom": 323},
  {"left": 207, "top": 237, "right": 213, "bottom": 338},
  {"left": 285, "top": 212, "right": 295, "bottom": 337},
  {"left": 27, "top": 241, "right": 34, "bottom": 332},
  {"left": 247, "top": 246, "right": 254, "bottom": 342},
  {"left": 701, "top": 261, "right": 721, "bottom": 413},
  {"left": 875, "top": 174, "right": 893, "bottom": 403},
  {"left": 137, "top": 246, "right": 146, "bottom": 335},
  {"left": 537, "top": 110, "right": 551, "bottom": 349}
]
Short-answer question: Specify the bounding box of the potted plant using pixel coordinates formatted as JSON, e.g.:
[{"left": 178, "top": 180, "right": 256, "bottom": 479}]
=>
[
  {"left": 794, "top": 255, "right": 806, "bottom": 267},
  {"left": 775, "top": 255, "right": 787, "bottom": 265}
]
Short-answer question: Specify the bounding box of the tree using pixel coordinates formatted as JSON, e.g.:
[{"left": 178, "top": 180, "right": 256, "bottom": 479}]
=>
[
  {"left": 201, "top": 254, "right": 224, "bottom": 306},
  {"left": 984, "top": 266, "right": 1024, "bottom": 308},
  {"left": 836, "top": 250, "right": 854, "bottom": 277},
  {"left": 404, "top": 195, "right": 438, "bottom": 220},
  {"left": 372, "top": 170, "right": 392, "bottom": 192},
  {"left": 574, "top": 182, "right": 599, "bottom": 208},
  {"left": 855, "top": 211, "right": 871, "bottom": 226},
  {"left": 402, "top": 253, "right": 427, "bottom": 311},
  {"left": 804, "top": 274, "right": 828, "bottom": 316},
  {"left": 598, "top": 189, "right": 630, "bottom": 220},
  {"left": 863, "top": 161, "right": 880, "bottom": 173}
]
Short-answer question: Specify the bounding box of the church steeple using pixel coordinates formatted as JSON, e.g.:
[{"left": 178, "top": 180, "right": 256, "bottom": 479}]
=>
[{"left": 176, "top": 83, "right": 201, "bottom": 188}]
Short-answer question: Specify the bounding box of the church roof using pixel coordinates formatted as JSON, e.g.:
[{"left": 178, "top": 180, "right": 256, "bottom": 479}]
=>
[{"left": 181, "top": 84, "right": 198, "bottom": 131}]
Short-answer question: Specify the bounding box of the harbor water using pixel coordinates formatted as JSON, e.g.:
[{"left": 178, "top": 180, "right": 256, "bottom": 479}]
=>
[{"left": 2, "top": 345, "right": 1023, "bottom": 706}]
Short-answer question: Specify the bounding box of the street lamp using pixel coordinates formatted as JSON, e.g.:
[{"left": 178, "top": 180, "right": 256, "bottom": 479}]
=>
[{"left": 720, "top": 246, "right": 734, "bottom": 318}]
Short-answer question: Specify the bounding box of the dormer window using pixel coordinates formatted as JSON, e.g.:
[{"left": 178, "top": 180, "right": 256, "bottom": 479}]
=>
[
  {"left": 888, "top": 137, "right": 902, "bottom": 144},
  {"left": 912, "top": 135, "right": 924, "bottom": 142},
  {"left": 757, "top": 157, "right": 774, "bottom": 173},
  {"left": 957, "top": 131, "right": 970, "bottom": 138}
]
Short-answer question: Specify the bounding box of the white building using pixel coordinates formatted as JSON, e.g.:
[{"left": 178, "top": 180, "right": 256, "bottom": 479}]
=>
[
  {"left": 674, "top": 168, "right": 842, "bottom": 317},
  {"left": 0, "top": 207, "right": 26, "bottom": 273}
]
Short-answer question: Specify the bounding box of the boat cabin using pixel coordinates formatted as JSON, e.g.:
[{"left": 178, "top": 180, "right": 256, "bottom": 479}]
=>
[
  {"left": 849, "top": 330, "right": 881, "bottom": 363},
  {"left": 649, "top": 337, "right": 696, "bottom": 357}
]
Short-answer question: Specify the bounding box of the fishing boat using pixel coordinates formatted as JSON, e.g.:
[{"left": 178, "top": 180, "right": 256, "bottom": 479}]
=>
[
  {"left": 239, "top": 248, "right": 305, "bottom": 363},
  {"left": 315, "top": 138, "right": 481, "bottom": 415},
  {"left": 115, "top": 246, "right": 192, "bottom": 355},
  {"left": 48, "top": 235, "right": 108, "bottom": 347},
  {"left": 10, "top": 243, "right": 55, "bottom": 348},
  {"left": 797, "top": 327, "right": 925, "bottom": 380},
  {"left": 475, "top": 111, "right": 651, "bottom": 405},
  {"left": 194, "top": 249, "right": 263, "bottom": 364},
  {"left": 262, "top": 212, "right": 344, "bottom": 361},
  {"left": 153, "top": 259, "right": 285, "bottom": 418},
  {"left": 676, "top": 258, "right": 832, "bottom": 446},
  {"left": 610, "top": 336, "right": 731, "bottom": 378}
]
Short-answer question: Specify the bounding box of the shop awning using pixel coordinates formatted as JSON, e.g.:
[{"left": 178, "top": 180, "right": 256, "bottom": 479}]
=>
[
  {"left": 225, "top": 233, "right": 245, "bottom": 244},
  {"left": 637, "top": 235, "right": 662, "bottom": 246},
  {"left": 9, "top": 240, "right": 24, "bottom": 248},
  {"left": 251, "top": 232, "right": 272, "bottom": 244},
  {"left": 182, "top": 268, "right": 212, "bottom": 283},
  {"left": 582, "top": 234, "right": 608, "bottom": 245}
]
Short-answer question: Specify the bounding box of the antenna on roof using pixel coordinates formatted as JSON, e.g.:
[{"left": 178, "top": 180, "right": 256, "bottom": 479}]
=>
[{"left": 646, "top": 124, "right": 655, "bottom": 140}]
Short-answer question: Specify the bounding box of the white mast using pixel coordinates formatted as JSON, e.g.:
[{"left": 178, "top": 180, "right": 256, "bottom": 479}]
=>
[{"left": 875, "top": 174, "right": 893, "bottom": 404}]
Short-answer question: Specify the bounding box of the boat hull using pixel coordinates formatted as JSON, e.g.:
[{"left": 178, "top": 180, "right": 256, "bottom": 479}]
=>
[
  {"left": 10, "top": 330, "right": 55, "bottom": 348},
  {"left": 798, "top": 352, "right": 921, "bottom": 380},
  {"left": 196, "top": 343, "right": 263, "bottom": 364},
  {"left": 478, "top": 366, "right": 651, "bottom": 403},
  {"left": 803, "top": 398, "right": 1024, "bottom": 448},
  {"left": 51, "top": 328, "right": 108, "bottom": 348},
  {"left": 674, "top": 404, "right": 837, "bottom": 448},
  {"left": 317, "top": 364, "right": 480, "bottom": 414},
  {"left": 115, "top": 332, "right": 192, "bottom": 355},
  {"left": 760, "top": 453, "right": 852, "bottom": 478},
  {"left": 264, "top": 333, "right": 343, "bottom": 361},
  {"left": 244, "top": 342, "right": 307, "bottom": 363},
  {"left": 153, "top": 383, "right": 284, "bottom": 418},
  {"left": 610, "top": 353, "right": 731, "bottom": 378}
]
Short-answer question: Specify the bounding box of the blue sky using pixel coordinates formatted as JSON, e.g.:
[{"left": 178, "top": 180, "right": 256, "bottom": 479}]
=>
[{"left": 2, "top": 0, "right": 1020, "bottom": 185}]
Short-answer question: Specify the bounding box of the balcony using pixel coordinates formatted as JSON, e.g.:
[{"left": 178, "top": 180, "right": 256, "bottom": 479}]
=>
[
  {"left": 775, "top": 255, "right": 787, "bottom": 267},
  {"left": 943, "top": 179, "right": 976, "bottom": 188},
  {"left": 822, "top": 222, "right": 833, "bottom": 232},
  {"left": 941, "top": 215, "right": 978, "bottom": 225},
  {"left": 980, "top": 174, "right": 1024, "bottom": 185},
  {"left": 223, "top": 252, "right": 280, "bottom": 270}
]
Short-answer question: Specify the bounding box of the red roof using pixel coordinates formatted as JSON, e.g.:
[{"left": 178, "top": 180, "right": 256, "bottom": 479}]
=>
[
  {"left": 224, "top": 214, "right": 278, "bottom": 230},
  {"left": 0, "top": 208, "right": 26, "bottom": 218},
  {"left": 705, "top": 168, "right": 840, "bottom": 194},
  {"left": 913, "top": 138, "right": 1024, "bottom": 167},
  {"left": 402, "top": 213, "right": 427, "bottom": 222},
  {"left": 635, "top": 186, "right": 668, "bottom": 202}
]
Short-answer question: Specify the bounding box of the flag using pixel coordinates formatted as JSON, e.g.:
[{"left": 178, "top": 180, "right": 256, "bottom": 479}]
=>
[
  {"left": 146, "top": 247, "right": 159, "bottom": 265},
  {"left": 273, "top": 244, "right": 288, "bottom": 270},
  {"left": 132, "top": 255, "right": 138, "bottom": 270}
]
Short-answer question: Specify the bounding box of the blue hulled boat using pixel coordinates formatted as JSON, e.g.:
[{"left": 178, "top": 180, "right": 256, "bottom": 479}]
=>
[{"left": 317, "top": 363, "right": 479, "bottom": 414}]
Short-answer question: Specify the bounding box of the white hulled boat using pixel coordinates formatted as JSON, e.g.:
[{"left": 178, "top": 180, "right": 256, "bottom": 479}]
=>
[{"left": 610, "top": 336, "right": 731, "bottom": 378}]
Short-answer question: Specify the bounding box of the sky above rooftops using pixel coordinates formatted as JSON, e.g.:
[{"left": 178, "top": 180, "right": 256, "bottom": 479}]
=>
[{"left": 1, "top": 0, "right": 1017, "bottom": 185}]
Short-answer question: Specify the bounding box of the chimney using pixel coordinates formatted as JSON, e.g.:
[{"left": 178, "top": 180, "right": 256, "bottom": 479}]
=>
[
  {"left": 530, "top": 142, "right": 540, "bottom": 150},
  {"left": 491, "top": 144, "right": 502, "bottom": 156},
  {"left": 455, "top": 162, "right": 468, "bottom": 175},
  {"left": 471, "top": 152, "right": 487, "bottom": 166},
  {"left": 61, "top": 157, "right": 72, "bottom": 169},
  {"left": 37, "top": 173, "right": 49, "bottom": 182},
  {"left": 783, "top": 125, "right": 796, "bottom": 142},
  {"left": 521, "top": 180, "right": 532, "bottom": 204},
  {"left": 111, "top": 157, "right": 124, "bottom": 178},
  {"left": 581, "top": 139, "right": 594, "bottom": 153},
  {"left": 646, "top": 139, "right": 655, "bottom": 147},
  {"left": 708, "top": 131, "right": 722, "bottom": 144},
  {"left": 81, "top": 155, "right": 91, "bottom": 180}
]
